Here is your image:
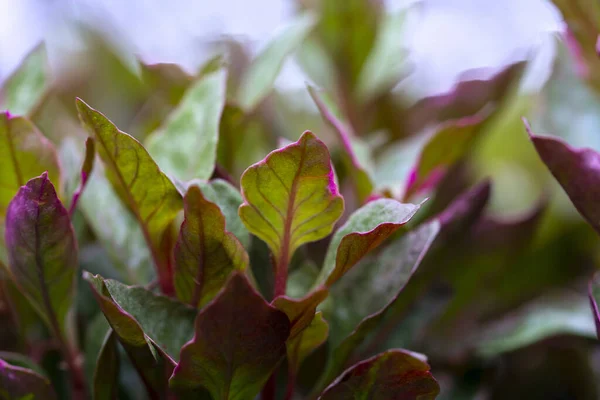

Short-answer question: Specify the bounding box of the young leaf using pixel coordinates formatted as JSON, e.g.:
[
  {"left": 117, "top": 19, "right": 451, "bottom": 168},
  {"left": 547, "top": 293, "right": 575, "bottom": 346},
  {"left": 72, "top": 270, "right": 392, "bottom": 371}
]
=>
[
  {"left": 0, "top": 44, "right": 49, "bottom": 116},
  {"left": 170, "top": 272, "right": 290, "bottom": 400},
  {"left": 146, "top": 65, "right": 227, "bottom": 181},
  {"left": 273, "top": 288, "right": 329, "bottom": 339},
  {"left": 0, "top": 358, "right": 57, "bottom": 400},
  {"left": 4, "top": 173, "right": 77, "bottom": 336},
  {"left": 237, "top": 12, "right": 316, "bottom": 111},
  {"left": 589, "top": 272, "right": 600, "bottom": 338},
  {"left": 93, "top": 331, "right": 119, "bottom": 400},
  {"left": 69, "top": 137, "right": 95, "bottom": 217},
  {"left": 317, "top": 199, "right": 421, "bottom": 287},
  {"left": 0, "top": 112, "right": 61, "bottom": 218},
  {"left": 309, "top": 86, "right": 373, "bottom": 202},
  {"left": 239, "top": 131, "right": 344, "bottom": 295},
  {"left": 287, "top": 312, "right": 329, "bottom": 374},
  {"left": 319, "top": 350, "right": 439, "bottom": 400},
  {"left": 525, "top": 121, "right": 600, "bottom": 234},
  {"left": 174, "top": 185, "right": 249, "bottom": 307},
  {"left": 76, "top": 99, "right": 183, "bottom": 293}
]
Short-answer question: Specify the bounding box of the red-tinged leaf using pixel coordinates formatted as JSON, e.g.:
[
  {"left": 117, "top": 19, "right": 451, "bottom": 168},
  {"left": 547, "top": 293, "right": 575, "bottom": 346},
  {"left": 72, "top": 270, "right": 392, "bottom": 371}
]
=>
[
  {"left": 174, "top": 185, "right": 249, "bottom": 308},
  {"left": 319, "top": 350, "right": 439, "bottom": 400},
  {"left": 76, "top": 99, "right": 183, "bottom": 294},
  {"left": 590, "top": 272, "right": 600, "bottom": 338},
  {"left": 170, "top": 272, "right": 291, "bottom": 400},
  {"left": 273, "top": 287, "right": 329, "bottom": 339},
  {"left": 309, "top": 86, "right": 373, "bottom": 202},
  {"left": 93, "top": 330, "right": 119, "bottom": 400},
  {"left": 287, "top": 312, "right": 329, "bottom": 373},
  {"left": 4, "top": 173, "right": 77, "bottom": 336},
  {"left": 239, "top": 131, "right": 344, "bottom": 295},
  {"left": 316, "top": 199, "right": 421, "bottom": 287},
  {"left": 0, "top": 358, "right": 57, "bottom": 400},
  {"left": 525, "top": 121, "right": 600, "bottom": 234},
  {"left": 0, "top": 112, "right": 61, "bottom": 219},
  {"left": 69, "top": 137, "right": 95, "bottom": 217}
]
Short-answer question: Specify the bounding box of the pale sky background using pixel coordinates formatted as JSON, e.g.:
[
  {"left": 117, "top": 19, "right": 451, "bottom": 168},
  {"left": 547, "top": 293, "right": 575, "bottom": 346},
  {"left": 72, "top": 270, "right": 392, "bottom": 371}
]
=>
[{"left": 0, "top": 0, "right": 563, "bottom": 97}]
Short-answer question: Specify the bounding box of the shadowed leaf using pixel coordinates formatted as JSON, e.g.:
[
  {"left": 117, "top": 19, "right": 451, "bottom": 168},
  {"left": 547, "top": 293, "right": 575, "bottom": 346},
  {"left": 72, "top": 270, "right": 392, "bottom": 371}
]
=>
[
  {"left": 170, "top": 272, "right": 290, "bottom": 400},
  {"left": 0, "top": 358, "right": 56, "bottom": 400},
  {"left": 319, "top": 350, "right": 439, "bottom": 400},
  {"left": 174, "top": 185, "right": 249, "bottom": 307},
  {"left": 147, "top": 64, "right": 227, "bottom": 181},
  {"left": 590, "top": 272, "right": 600, "bottom": 338},
  {"left": 273, "top": 287, "right": 329, "bottom": 339},
  {"left": 4, "top": 173, "right": 76, "bottom": 335},
  {"left": 287, "top": 312, "right": 329, "bottom": 375},
  {"left": 76, "top": 99, "right": 183, "bottom": 293},
  {"left": 318, "top": 199, "right": 421, "bottom": 287},
  {"left": 93, "top": 331, "right": 119, "bottom": 400}
]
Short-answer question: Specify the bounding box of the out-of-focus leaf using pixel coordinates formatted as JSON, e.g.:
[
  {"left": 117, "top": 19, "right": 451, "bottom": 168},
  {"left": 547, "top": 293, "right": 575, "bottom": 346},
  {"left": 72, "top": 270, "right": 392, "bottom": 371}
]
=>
[
  {"left": 319, "top": 350, "right": 439, "bottom": 400},
  {"left": 237, "top": 12, "right": 316, "bottom": 111},
  {"left": 77, "top": 99, "right": 183, "bottom": 294},
  {"left": 406, "top": 61, "right": 527, "bottom": 134},
  {"left": 478, "top": 292, "right": 597, "bottom": 356},
  {"left": 239, "top": 131, "right": 344, "bottom": 294},
  {"left": 589, "top": 272, "right": 600, "bottom": 338},
  {"left": 314, "top": 221, "right": 439, "bottom": 394},
  {"left": 69, "top": 137, "right": 95, "bottom": 216},
  {"left": 356, "top": 10, "right": 410, "bottom": 102},
  {"left": 0, "top": 44, "right": 49, "bottom": 116},
  {"left": 93, "top": 330, "right": 119, "bottom": 400},
  {"left": 273, "top": 288, "right": 329, "bottom": 339},
  {"left": 526, "top": 122, "right": 600, "bottom": 234},
  {"left": 146, "top": 64, "right": 227, "bottom": 181},
  {"left": 287, "top": 312, "right": 329, "bottom": 374},
  {"left": 374, "top": 134, "right": 428, "bottom": 193},
  {"left": 86, "top": 272, "right": 195, "bottom": 397},
  {"left": 170, "top": 273, "right": 290, "bottom": 400},
  {"left": 5, "top": 173, "right": 76, "bottom": 335},
  {"left": 0, "top": 358, "right": 57, "bottom": 400},
  {"left": 174, "top": 185, "right": 249, "bottom": 307},
  {"left": 309, "top": 86, "right": 373, "bottom": 202},
  {"left": 0, "top": 113, "right": 61, "bottom": 218},
  {"left": 317, "top": 199, "right": 421, "bottom": 287}
]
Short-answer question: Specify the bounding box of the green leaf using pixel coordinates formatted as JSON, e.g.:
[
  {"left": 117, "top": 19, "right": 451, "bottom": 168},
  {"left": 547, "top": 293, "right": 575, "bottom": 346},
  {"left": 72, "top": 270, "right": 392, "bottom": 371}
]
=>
[
  {"left": 170, "top": 272, "right": 290, "bottom": 400},
  {"left": 317, "top": 199, "right": 421, "bottom": 287},
  {"left": 85, "top": 272, "right": 196, "bottom": 397},
  {"left": 287, "top": 311, "right": 329, "bottom": 375},
  {"left": 319, "top": 350, "right": 439, "bottom": 400},
  {"left": 0, "top": 113, "right": 61, "bottom": 219},
  {"left": 146, "top": 64, "right": 227, "bottom": 181},
  {"left": 4, "top": 173, "right": 77, "bottom": 336},
  {"left": 0, "top": 44, "right": 49, "bottom": 116},
  {"left": 76, "top": 99, "right": 183, "bottom": 293},
  {"left": 174, "top": 185, "right": 249, "bottom": 307},
  {"left": 591, "top": 272, "right": 600, "bottom": 338},
  {"left": 273, "top": 288, "right": 329, "bottom": 339},
  {"left": 237, "top": 12, "right": 316, "bottom": 111},
  {"left": 93, "top": 330, "right": 119, "bottom": 400},
  {"left": 0, "top": 358, "right": 56, "bottom": 400},
  {"left": 239, "top": 131, "right": 344, "bottom": 291},
  {"left": 309, "top": 86, "right": 373, "bottom": 202}
]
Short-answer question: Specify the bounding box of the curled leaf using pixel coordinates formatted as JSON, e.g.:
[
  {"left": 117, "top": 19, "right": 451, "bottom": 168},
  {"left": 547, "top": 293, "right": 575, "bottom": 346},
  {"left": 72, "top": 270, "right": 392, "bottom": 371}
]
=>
[
  {"left": 319, "top": 349, "right": 439, "bottom": 400},
  {"left": 590, "top": 272, "right": 600, "bottom": 338},
  {"left": 170, "top": 272, "right": 290, "bottom": 400},
  {"left": 273, "top": 287, "right": 329, "bottom": 339},
  {"left": 174, "top": 185, "right": 249, "bottom": 307}
]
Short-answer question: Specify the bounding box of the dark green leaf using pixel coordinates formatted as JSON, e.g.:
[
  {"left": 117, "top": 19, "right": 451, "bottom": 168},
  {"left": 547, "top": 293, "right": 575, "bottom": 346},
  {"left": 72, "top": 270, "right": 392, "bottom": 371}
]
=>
[{"left": 0, "top": 358, "right": 57, "bottom": 400}]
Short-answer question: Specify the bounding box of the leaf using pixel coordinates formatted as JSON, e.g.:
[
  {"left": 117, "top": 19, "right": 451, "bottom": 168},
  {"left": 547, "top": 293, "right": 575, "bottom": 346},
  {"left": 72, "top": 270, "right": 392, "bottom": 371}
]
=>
[
  {"left": 525, "top": 121, "right": 600, "bottom": 234},
  {"left": 170, "top": 272, "right": 290, "bottom": 400},
  {"left": 0, "top": 112, "right": 61, "bottom": 218},
  {"left": 174, "top": 185, "right": 249, "bottom": 307},
  {"left": 287, "top": 312, "right": 329, "bottom": 374},
  {"left": 0, "top": 358, "right": 57, "bottom": 400},
  {"left": 4, "top": 173, "right": 77, "bottom": 335},
  {"left": 69, "top": 137, "right": 95, "bottom": 217},
  {"left": 589, "top": 272, "right": 600, "bottom": 338},
  {"left": 0, "top": 44, "right": 49, "bottom": 116},
  {"left": 85, "top": 272, "right": 196, "bottom": 397},
  {"left": 93, "top": 330, "right": 119, "bottom": 400},
  {"left": 309, "top": 86, "right": 373, "bottom": 202},
  {"left": 239, "top": 131, "right": 344, "bottom": 292},
  {"left": 146, "top": 64, "right": 227, "bottom": 181},
  {"left": 273, "top": 288, "right": 329, "bottom": 339},
  {"left": 319, "top": 350, "right": 439, "bottom": 400},
  {"left": 237, "top": 12, "right": 316, "bottom": 111},
  {"left": 317, "top": 199, "right": 421, "bottom": 287},
  {"left": 314, "top": 221, "right": 440, "bottom": 394},
  {"left": 76, "top": 99, "right": 183, "bottom": 293}
]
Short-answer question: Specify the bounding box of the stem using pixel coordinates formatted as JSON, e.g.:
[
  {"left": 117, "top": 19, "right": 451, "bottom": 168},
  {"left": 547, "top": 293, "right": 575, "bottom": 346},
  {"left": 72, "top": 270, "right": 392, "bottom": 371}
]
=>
[
  {"left": 261, "top": 371, "right": 277, "bottom": 400},
  {"left": 284, "top": 367, "right": 296, "bottom": 400}
]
